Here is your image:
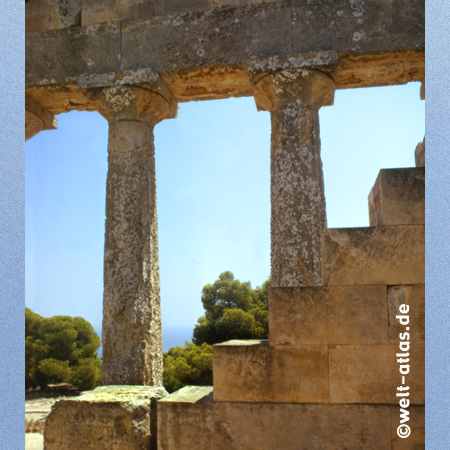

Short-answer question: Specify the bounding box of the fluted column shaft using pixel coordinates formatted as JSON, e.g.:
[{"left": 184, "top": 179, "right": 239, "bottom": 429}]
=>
[
  {"left": 252, "top": 69, "right": 335, "bottom": 287},
  {"left": 85, "top": 83, "right": 177, "bottom": 385},
  {"left": 103, "top": 118, "right": 161, "bottom": 385}
]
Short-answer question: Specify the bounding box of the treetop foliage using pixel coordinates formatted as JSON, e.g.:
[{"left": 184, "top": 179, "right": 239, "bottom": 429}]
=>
[
  {"left": 193, "top": 271, "right": 270, "bottom": 346},
  {"left": 201, "top": 271, "right": 254, "bottom": 321},
  {"left": 25, "top": 308, "right": 102, "bottom": 390},
  {"left": 163, "top": 342, "right": 213, "bottom": 393},
  {"left": 164, "top": 272, "right": 270, "bottom": 392}
]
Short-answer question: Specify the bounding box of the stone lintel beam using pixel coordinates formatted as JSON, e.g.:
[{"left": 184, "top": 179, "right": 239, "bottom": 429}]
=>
[
  {"left": 26, "top": 0, "right": 424, "bottom": 88},
  {"left": 25, "top": 50, "right": 424, "bottom": 113},
  {"left": 25, "top": 94, "right": 57, "bottom": 140},
  {"left": 251, "top": 68, "right": 335, "bottom": 287},
  {"left": 87, "top": 81, "right": 177, "bottom": 386}
]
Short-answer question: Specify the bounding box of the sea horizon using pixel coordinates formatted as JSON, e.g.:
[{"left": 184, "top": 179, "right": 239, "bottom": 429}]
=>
[{"left": 95, "top": 325, "right": 194, "bottom": 357}]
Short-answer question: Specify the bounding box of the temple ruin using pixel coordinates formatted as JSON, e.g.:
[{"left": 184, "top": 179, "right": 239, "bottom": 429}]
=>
[{"left": 26, "top": 0, "right": 425, "bottom": 448}]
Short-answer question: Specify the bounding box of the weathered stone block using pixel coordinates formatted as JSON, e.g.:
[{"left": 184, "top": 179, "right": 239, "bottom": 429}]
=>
[
  {"left": 212, "top": 0, "right": 269, "bottom": 7},
  {"left": 329, "top": 344, "right": 424, "bottom": 405},
  {"left": 162, "top": 0, "right": 212, "bottom": 15},
  {"left": 269, "top": 285, "right": 388, "bottom": 346},
  {"left": 213, "top": 340, "right": 329, "bottom": 403},
  {"left": 292, "top": 0, "right": 424, "bottom": 54},
  {"left": 415, "top": 138, "right": 425, "bottom": 166},
  {"left": 390, "top": 405, "right": 425, "bottom": 450},
  {"left": 26, "top": 2, "right": 424, "bottom": 89},
  {"left": 158, "top": 386, "right": 392, "bottom": 449},
  {"left": 44, "top": 386, "right": 167, "bottom": 449},
  {"left": 368, "top": 168, "right": 425, "bottom": 226},
  {"left": 388, "top": 285, "right": 425, "bottom": 343},
  {"left": 81, "top": 0, "right": 161, "bottom": 26},
  {"left": 323, "top": 225, "right": 425, "bottom": 286},
  {"left": 81, "top": 0, "right": 275, "bottom": 26},
  {"left": 26, "top": 0, "right": 81, "bottom": 32},
  {"left": 120, "top": 6, "right": 292, "bottom": 71},
  {"left": 26, "top": 24, "right": 122, "bottom": 87}
]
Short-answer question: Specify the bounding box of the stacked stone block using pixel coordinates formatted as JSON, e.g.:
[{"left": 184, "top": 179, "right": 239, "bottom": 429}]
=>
[
  {"left": 44, "top": 386, "right": 167, "bottom": 450},
  {"left": 213, "top": 227, "right": 425, "bottom": 406},
  {"left": 158, "top": 387, "right": 426, "bottom": 449},
  {"left": 160, "top": 157, "right": 425, "bottom": 449},
  {"left": 368, "top": 168, "right": 425, "bottom": 226}
]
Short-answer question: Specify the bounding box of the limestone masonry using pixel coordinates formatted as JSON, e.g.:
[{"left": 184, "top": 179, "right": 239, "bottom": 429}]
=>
[{"left": 26, "top": 0, "right": 424, "bottom": 448}]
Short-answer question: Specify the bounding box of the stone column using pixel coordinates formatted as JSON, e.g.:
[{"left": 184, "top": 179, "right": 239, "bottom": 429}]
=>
[
  {"left": 86, "top": 83, "right": 177, "bottom": 385},
  {"left": 251, "top": 69, "right": 335, "bottom": 287}
]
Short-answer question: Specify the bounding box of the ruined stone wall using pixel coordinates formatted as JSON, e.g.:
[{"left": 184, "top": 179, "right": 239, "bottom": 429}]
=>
[
  {"left": 161, "top": 158, "right": 425, "bottom": 450},
  {"left": 27, "top": 0, "right": 425, "bottom": 447}
]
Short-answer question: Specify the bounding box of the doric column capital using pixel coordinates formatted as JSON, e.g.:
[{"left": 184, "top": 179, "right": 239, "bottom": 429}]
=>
[
  {"left": 79, "top": 69, "right": 177, "bottom": 124},
  {"left": 250, "top": 68, "right": 335, "bottom": 112},
  {"left": 25, "top": 94, "right": 58, "bottom": 140},
  {"left": 86, "top": 85, "right": 176, "bottom": 124}
]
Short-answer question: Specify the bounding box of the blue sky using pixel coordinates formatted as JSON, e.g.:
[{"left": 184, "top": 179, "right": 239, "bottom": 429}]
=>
[{"left": 25, "top": 82, "right": 424, "bottom": 347}]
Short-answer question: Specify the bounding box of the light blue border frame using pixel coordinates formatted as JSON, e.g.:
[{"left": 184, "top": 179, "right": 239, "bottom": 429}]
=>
[
  {"left": 0, "top": 0, "right": 25, "bottom": 448},
  {"left": 2, "top": 1, "right": 446, "bottom": 448},
  {"left": 425, "top": 1, "right": 450, "bottom": 448}
]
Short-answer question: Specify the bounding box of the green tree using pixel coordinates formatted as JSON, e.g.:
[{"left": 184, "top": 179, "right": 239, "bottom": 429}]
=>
[
  {"left": 163, "top": 342, "right": 213, "bottom": 393},
  {"left": 249, "top": 277, "right": 270, "bottom": 337},
  {"left": 200, "top": 271, "right": 254, "bottom": 322},
  {"left": 38, "top": 359, "right": 72, "bottom": 384},
  {"left": 214, "top": 308, "right": 265, "bottom": 342},
  {"left": 25, "top": 308, "right": 102, "bottom": 390},
  {"left": 69, "top": 358, "right": 103, "bottom": 391},
  {"left": 193, "top": 272, "right": 270, "bottom": 345},
  {"left": 163, "top": 272, "right": 270, "bottom": 393},
  {"left": 25, "top": 336, "right": 49, "bottom": 389}
]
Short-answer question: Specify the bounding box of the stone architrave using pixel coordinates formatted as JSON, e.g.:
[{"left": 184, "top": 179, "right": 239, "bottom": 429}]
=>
[
  {"left": 82, "top": 76, "right": 177, "bottom": 386},
  {"left": 251, "top": 68, "right": 335, "bottom": 287}
]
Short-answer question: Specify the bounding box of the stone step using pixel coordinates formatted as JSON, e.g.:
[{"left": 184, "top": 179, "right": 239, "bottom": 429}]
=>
[
  {"left": 213, "top": 340, "right": 329, "bottom": 403},
  {"left": 213, "top": 341, "right": 424, "bottom": 405},
  {"left": 269, "top": 285, "right": 424, "bottom": 346},
  {"left": 158, "top": 386, "right": 425, "bottom": 450},
  {"left": 368, "top": 167, "right": 424, "bottom": 226},
  {"left": 43, "top": 386, "right": 167, "bottom": 450},
  {"left": 323, "top": 225, "right": 424, "bottom": 285}
]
